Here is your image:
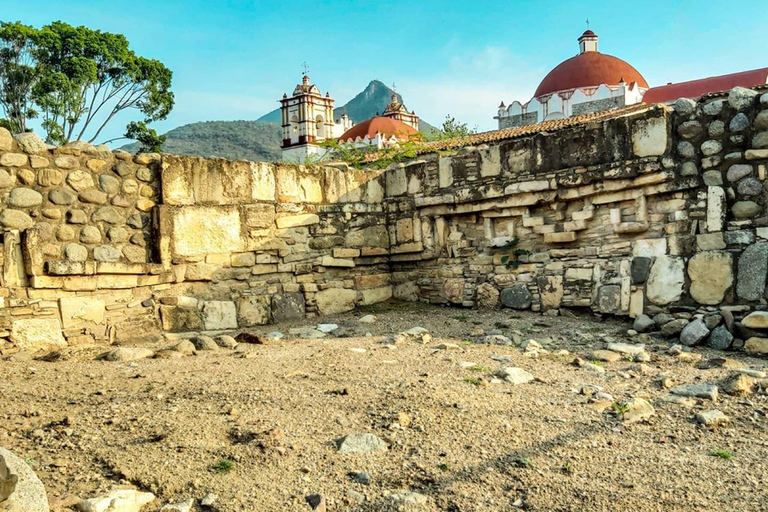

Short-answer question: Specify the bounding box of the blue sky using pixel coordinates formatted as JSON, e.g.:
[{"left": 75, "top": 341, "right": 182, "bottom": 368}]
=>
[{"left": 5, "top": 0, "right": 768, "bottom": 144}]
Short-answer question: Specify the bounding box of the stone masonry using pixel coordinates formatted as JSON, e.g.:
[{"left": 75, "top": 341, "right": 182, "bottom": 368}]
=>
[{"left": 1, "top": 86, "right": 767, "bottom": 352}]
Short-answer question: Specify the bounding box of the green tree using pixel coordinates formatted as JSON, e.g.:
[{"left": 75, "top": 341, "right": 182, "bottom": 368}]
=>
[
  {"left": 30, "top": 21, "right": 173, "bottom": 145},
  {"left": 124, "top": 120, "right": 165, "bottom": 153},
  {"left": 0, "top": 21, "right": 39, "bottom": 133},
  {"left": 436, "top": 114, "right": 477, "bottom": 140}
]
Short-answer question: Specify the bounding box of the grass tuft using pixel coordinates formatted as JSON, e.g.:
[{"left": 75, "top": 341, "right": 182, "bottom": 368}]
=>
[
  {"left": 211, "top": 458, "right": 234, "bottom": 473},
  {"left": 709, "top": 449, "right": 733, "bottom": 460}
]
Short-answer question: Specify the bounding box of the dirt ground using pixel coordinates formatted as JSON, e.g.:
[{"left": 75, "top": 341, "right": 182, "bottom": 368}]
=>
[{"left": 2, "top": 301, "right": 768, "bottom": 512}]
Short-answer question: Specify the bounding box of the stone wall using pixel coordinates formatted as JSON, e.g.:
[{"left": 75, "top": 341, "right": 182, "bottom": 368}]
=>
[
  {"left": 2, "top": 86, "right": 768, "bottom": 351},
  {"left": 498, "top": 112, "right": 539, "bottom": 129},
  {"left": 381, "top": 87, "right": 768, "bottom": 350},
  {"left": 571, "top": 95, "right": 625, "bottom": 116}
]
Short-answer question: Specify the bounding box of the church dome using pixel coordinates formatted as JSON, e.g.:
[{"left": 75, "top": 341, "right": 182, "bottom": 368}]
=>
[
  {"left": 339, "top": 116, "right": 418, "bottom": 142},
  {"left": 533, "top": 31, "right": 648, "bottom": 98}
]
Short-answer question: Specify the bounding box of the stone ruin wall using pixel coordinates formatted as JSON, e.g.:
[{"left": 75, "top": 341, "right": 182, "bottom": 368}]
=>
[
  {"left": 385, "top": 88, "right": 768, "bottom": 352},
  {"left": 0, "top": 86, "right": 767, "bottom": 351}
]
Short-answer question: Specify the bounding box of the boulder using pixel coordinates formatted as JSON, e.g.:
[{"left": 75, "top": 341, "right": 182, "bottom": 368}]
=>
[
  {"left": 500, "top": 284, "right": 532, "bottom": 310},
  {"left": 661, "top": 318, "right": 688, "bottom": 337},
  {"left": 621, "top": 397, "right": 655, "bottom": 424},
  {"left": 633, "top": 314, "right": 655, "bottom": 333},
  {"left": 679, "top": 318, "right": 710, "bottom": 346},
  {"left": 76, "top": 489, "right": 155, "bottom": 512},
  {"left": 0, "top": 447, "right": 49, "bottom": 512},
  {"left": 742, "top": 311, "right": 768, "bottom": 329},
  {"left": 496, "top": 367, "right": 535, "bottom": 385},
  {"left": 745, "top": 337, "right": 768, "bottom": 354},
  {"left": 10, "top": 318, "right": 66, "bottom": 351},
  {"left": 728, "top": 86, "right": 759, "bottom": 110},
  {"left": 476, "top": 282, "right": 500, "bottom": 309},
  {"left": 707, "top": 325, "right": 734, "bottom": 350}
]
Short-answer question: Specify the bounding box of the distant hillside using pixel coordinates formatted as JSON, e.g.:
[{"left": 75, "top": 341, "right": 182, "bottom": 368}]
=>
[
  {"left": 123, "top": 80, "right": 436, "bottom": 161},
  {"left": 121, "top": 120, "right": 282, "bottom": 162}
]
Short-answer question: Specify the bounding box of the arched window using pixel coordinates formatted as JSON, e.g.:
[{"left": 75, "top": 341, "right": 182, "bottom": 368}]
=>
[
  {"left": 316, "top": 115, "right": 325, "bottom": 139},
  {"left": 290, "top": 115, "right": 299, "bottom": 136}
]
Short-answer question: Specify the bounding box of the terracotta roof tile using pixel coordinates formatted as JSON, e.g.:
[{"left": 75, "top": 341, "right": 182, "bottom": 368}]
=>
[{"left": 642, "top": 68, "right": 768, "bottom": 104}]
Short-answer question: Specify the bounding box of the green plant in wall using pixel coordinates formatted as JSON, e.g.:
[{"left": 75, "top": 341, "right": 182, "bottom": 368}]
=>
[{"left": 499, "top": 237, "right": 531, "bottom": 269}]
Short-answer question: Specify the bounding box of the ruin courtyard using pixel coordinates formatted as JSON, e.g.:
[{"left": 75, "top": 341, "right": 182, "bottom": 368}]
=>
[{"left": 1, "top": 85, "right": 768, "bottom": 511}]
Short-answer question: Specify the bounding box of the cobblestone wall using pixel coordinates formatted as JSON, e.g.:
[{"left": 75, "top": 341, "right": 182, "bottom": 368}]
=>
[{"left": 1, "top": 86, "right": 767, "bottom": 351}]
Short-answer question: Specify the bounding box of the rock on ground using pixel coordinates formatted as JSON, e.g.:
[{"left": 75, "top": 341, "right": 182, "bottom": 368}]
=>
[
  {"left": 496, "top": 367, "right": 535, "bottom": 385},
  {"left": 99, "top": 347, "right": 154, "bottom": 362},
  {"left": 622, "top": 397, "right": 655, "bottom": 424},
  {"left": 337, "top": 433, "right": 388, "bottom": 453},
  {"left": 670, "top": 383, "right": 719, "bottom": 401},
  {"left": 696, "top": 410, "right": 729, "bottom": 426},
  {"left": 76, "top": 489, "right": 155, "bottom": 512},
  {"left": 160, "top": 498, "right": 194, "bottom": 512},
  {"left": 679, "top": 319, "right": 710, "bottom": 346},
  {"left": 0, "top": 447, "right": 48, "bottom": 512}
]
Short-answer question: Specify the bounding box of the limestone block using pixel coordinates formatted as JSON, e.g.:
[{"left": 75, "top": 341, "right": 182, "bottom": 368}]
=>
[
  {"left": 396, "top": 217, "right": 414, "bottom": 243},
  {"left": 275, "top": 166, "right": 299, "bottom": 202},
  {"left": 438, "top": 157, "right": 453, "bottom": 188},
  {"left": 696, "top": 233, "right": 725, "bottom": 251},
  {"left": 595, "top": 285, "right": 621, "bottom": 313},
  {"left": 544, "top": 232, "right": 577, "bottom": 244},
  {"left": 321, "top": 255, "right": 355, "bottom": 268},
  {"left": 387, "top": 167, "right": 408, "bottom": 196},
  {"left": 202, "top": 301, "right": 238, "bottom": 330},
  {"left": 706, "top": 186, "right": 726, "bottom": 232},
  {"left": 479, "top": 145, "right": 501, "bottom": 177},
  {"left": 160, "top": 306, "right": 203, "bottom": 331},
  {"left": 59, "top": 297, "right": 106, "bottom": 328},
  {"left": 345, "top": 225, "right": 389, "bottom": 248},
  {"left": 315, "top": 288, "right": 357, "bottom": 315},
  {"left": 10, "top": 318, "right": 66, "bottom": 350},
  {"left": 688, "top": 251, "right": 733, "bottom": 305},
  {"left": 629, "top": 289, "right": 644, "bottom": 318},
  {"left": 647, "top": 255, "right": 685, "bottom": 305},
  {"left": 745, "top": 149, "right": 768, "bottom": 160},
  {"left": 231, "top": 252, "right": 256, "bottom": 267},
  {"left": 361, "top": 285, "right": 393, "bottom": 305},
  {"left": 299, "top": 175, "right": 323, "bottom": 203},
  {"left": 633, "top": 238, "right": 667, "bottom": 257},
  {"left": 365, "top": 176, "right": 384, "bottom": 203},
  {"left": 537, "top": 275, "right": 563, "bottom": 310},
  {"left": 394, "top": 281, "right": 419, "bottom": 302},
  {"left": 275, "top": 213, "right": 319, "bottom": 229},
  {"left": 171, "top": 206, "right": 243, "bottom": 257},
  {"left": 271, "top": 293, "right": 305, "bottom": 322},
  {"left": 237, "top": 296, "right": 270, "bottom": 326},
  {"left": 333, "top": 248, "right": 360, "bottom": 258},
  {"left": 77, "top": 489, "right": 155, "bottom": 512},
  {"left": 631, "top": 115, "right": 667, "bottom": 157}
]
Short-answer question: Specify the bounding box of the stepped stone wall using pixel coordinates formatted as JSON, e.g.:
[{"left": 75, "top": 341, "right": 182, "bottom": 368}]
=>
[{"left": 1, "top": 86, "right": 767, "bottom": 351}]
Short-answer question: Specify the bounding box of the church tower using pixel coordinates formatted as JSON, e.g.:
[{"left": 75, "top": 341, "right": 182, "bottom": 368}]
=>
[
  {"left": 381, "top": 93, "right": 419, "bottom": 130},
  {"left": 280, "top": 72, "right": 336, "bottom": 163}
]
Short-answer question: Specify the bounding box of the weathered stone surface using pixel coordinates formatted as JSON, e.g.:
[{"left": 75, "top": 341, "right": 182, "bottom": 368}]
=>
[
  {"left": 687, "top": 251, "right": 732, "bottom": 305},
  {"left": 49, "top": 187, "right": 77, "bottom": 205},
  {"left": 737, "top": 177, "right": 763, "bottom": 196},
  {"left": 0, "top": 153, "right": 27, "bottom": 167},
  {"left": 171, "top": 206, "right": 244, "bottom": 256},
  {"left": 8, "top": 187, "right": 43, "bottom": 207},
  {"left": 595, "top": 285, "right": 621, "bottom": 313},
  {"left": 59, "top": 297, "right": 105, "bottom": 328},
  {"left": 745, "top": 337, "right": 768, "bottom": 354},
  {"left": 345, "top": 225, "right": 389, "bottom": 248},
  {"left": 661, "top": 318, "right": 688, "bottom": 337},
  {"left": 671, "top": 383, "right": 718, "bottom": 401},
  {"left": 728, "top": 86, "right": 758, "bottom": 110},
  {"left": 537, "top": 275, "right": 563, "bottom": 310},
  {"left": 753, "top": 131, "right": 768, "bottom": 149},
  {"left": 730, "top": 112, "right": 750, "bottom": 132},
  {"left": 500, "top": 284, "right": 532, "bottom": 310},
  {"left": 0, "top": 127, "right": 11, "bottom": 150},
  {"left": 0, "top": 447, "right": 49, "bottom": 512},
  {"left": 630, "top": 257, "right": 651, "bottom": 284},
  {"left": 271, "top": 293, "right": 305, "bottom": 322},
  {"left": 98, "top": 174, "right": 120, "bottom": 194},
  {"left": 622, "top": 397, "right": 655, "bottom": 424},
  {"left": 315, "top": 288, "right": 357, "bottom": 316},
  {"left": 160, "top": 306, "right": 203, "bottom": 332},
  {"left": 708, "top": 324, "right": 734, "bottom": 350},
  {"left": 674, "top": 97, "right": 697, "bottom": 115},
  {"left": 64, "top": 243, "right": 88, "bottom": 261},
  {"left": 91, "top": 206, "right": 122, "bottom": 224},
  {"left": 237, "top": 296, "right": 270, "bottom": 326},
  {"left": 76, "top": 489, "right": 155, "bottom": 512},
  {"left": 476, "top": 282, "right": 500, "bottom": 309},
  {"left": 737, "top": 242, "right": 768, "bottom": 300},
  {"left": 202, "top": 301, "right": 238, "bottom": 330},
  {"left": 496, "top": 367, "right": 535, "bottom": 385},
  {"left": 0, "top": 169, "right": 13, "bottom": 189},
  {"left": 94, "top": 245, "right": 121, "bottom": 262},
  {"left": 66, "top": 170, "right": 94, "bottom": 191},
  {"left": 743, "top": 311, "right": 768, "bottom": 329},
  {"left": 679, "top": 318, "right": 710, "bottom": 346},
  {"left": 646, "top": 256, "right": 684, "bottom": 305},
  {"left": 701, "top": 140, "right": 722, "bottom": 156},
  {"left": 275, "top": 213, "right": 319, "bottom": 229},
  {"left": 726, "top": 164, "right": 752, "bottom": 182},
  {"left": 122, "top": 245, "right": 146, "bottom": 263},
  {"left": 732, "top": 201, "right": 760, "bottom": 219},
  {"left": 633, "top": 314, "right": 655, "bottom": 333},
  {"left": 0, "top": 209, "right": 33, "bottom": 230},
  {"left": 677, "top": 120, "right": 703, "bottom": 139},
  {"left": 696, "top": 410, "right": 729, "bottom": 426},
  {"left": 79, "top": 226, "right": 102, "bottom": 244},
  {"left": 10, "top": 318, "right": 67, "bottom": 351},
  {"left": 632, "top": 116, "right": 667, "bottom": 157},
  {"left": 337, "top": 433, "right": 387, "bottom": 453},
  {"left": 68, "top": 209, "right": 87, "bottom": 224}
]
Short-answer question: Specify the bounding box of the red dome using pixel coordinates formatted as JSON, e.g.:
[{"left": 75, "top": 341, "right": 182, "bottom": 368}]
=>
[
  {"left": 534, "top": 52, "right": 649, "bottom": 98},
  {"left": 339, "top": 117, "right": 418, "bottom": 142}
]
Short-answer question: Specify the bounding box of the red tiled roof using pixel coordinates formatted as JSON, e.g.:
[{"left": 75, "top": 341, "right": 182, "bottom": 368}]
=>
[
  {"left": 642, "top": 68, "right": 768, "bottom": 104},
  {"left": 339, "top": 117, "right": 418, "bottom": 142},
  {"left": 534, "top": 52, "right": 649, "bottom": 98}
]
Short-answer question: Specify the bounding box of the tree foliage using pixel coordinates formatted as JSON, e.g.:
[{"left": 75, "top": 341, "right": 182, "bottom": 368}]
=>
[
  {"left": 433, "top": 114, "right": 478, "bottom": 140},
  {"left": 0, "top": 21, "right": 39, "bottom": 133},
  {"left": 0, "top": 20, "right": 173, "bottom": 147}
]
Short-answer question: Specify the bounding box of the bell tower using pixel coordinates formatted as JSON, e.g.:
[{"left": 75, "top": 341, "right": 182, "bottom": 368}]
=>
[{"left": 280, "top": 66, "right": 336, "bottom": 163}]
